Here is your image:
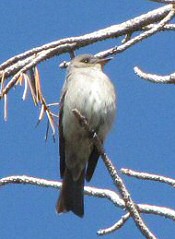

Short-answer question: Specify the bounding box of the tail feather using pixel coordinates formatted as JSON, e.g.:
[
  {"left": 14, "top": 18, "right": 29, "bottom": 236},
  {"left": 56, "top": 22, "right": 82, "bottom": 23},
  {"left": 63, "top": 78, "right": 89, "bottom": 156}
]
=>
[{"left": 56, "top": 168, "right": 84, "bottom": 217}]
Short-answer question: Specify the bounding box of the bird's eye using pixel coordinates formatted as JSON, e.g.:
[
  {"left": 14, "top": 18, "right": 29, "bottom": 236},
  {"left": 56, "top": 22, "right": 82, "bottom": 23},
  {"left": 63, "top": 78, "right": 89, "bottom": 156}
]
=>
[{"left": 82, "top": 58, "right": 89, "bottom": 63}]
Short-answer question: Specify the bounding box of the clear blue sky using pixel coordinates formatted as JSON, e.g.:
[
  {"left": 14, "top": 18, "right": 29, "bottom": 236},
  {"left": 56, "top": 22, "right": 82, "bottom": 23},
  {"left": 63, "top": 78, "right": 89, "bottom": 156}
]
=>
[{"left": 0, "top": 1, "right": 174, "bottom": 238}]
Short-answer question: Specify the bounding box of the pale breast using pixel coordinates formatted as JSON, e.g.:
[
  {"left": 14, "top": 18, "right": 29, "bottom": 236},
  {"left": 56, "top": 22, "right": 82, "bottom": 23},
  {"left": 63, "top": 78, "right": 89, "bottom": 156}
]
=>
[{"left": 63, "top": 67, "right": 116, "bottom": 140}]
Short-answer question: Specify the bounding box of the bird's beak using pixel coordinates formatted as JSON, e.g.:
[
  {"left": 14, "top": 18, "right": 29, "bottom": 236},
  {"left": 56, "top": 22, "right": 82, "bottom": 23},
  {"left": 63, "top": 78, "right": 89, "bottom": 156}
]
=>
[{"left": 96, "top": 56, "right": 113, "bottom": 66}]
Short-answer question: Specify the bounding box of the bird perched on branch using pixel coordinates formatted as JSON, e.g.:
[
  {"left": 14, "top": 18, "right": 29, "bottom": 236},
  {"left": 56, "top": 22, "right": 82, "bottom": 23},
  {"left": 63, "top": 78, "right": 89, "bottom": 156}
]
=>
[{"left": 56, "top": 54, "right": 116, "bottom": 217}]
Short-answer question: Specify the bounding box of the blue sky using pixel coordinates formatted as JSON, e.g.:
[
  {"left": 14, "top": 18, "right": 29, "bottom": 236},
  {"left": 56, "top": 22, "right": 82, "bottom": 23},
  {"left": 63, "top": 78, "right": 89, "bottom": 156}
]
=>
[{"left": 0, "top": 1, "right": 174, "bottom": 239}]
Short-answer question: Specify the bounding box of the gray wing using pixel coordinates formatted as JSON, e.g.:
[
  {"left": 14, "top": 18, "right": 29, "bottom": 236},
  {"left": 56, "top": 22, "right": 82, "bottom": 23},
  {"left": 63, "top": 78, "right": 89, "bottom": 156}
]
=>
[{"left": 86, "top": 146, "right": 100, "bottom": 182}]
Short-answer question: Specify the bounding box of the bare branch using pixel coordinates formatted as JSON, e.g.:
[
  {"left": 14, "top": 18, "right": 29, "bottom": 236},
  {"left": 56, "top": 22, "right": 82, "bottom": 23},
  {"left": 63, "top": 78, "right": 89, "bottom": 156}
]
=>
[
  {"left": 121, "top": 168, "right": 175, "bottom": 187},
  {"left": 132, "top": 7, "right": 175, "bottom": 84},
  {"left": 59, "top": 7, "right": 175, "bottom": 69},
  {"left": 143, "top": 23, "right": 175, "bottom": 31},
  {"left": 1, "top": 175, "right": 175, "bottom": 227},
  {"left": 134, "top": 66, "right": 175, "bottom": 83},
  {"left": 149, "top": 0, "right": 175, "bottom": 3},
  {"left": 97, "top": 213, "right": 130, "bottom": 236},
  {"left": 97, "top": 6, "right": 175, "bottom": 58},
  {"left": 0, "top": 5, "right": 172, "bottom": 81},
  {"left": 72, "top": 109, "right": 157, "bottom": 239},
  {"left": 0, "top": 43, "right": 76, "bottom": 98}
]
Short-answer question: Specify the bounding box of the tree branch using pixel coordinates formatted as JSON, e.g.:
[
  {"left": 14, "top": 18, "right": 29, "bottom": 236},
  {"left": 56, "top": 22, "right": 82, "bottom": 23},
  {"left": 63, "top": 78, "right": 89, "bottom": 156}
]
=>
[
  {"left": 121, "top": 168, "right": 175, "bottom": 187},
  {"left": 1, "top": 174, "right": 175, "bottom": 235},
  {"left": 143, "top": 23, "right": 175, "bottom": 31},
  {"left": 134, "top": 66, "right": 175, "bottom": 83},
  {"left": 97, "top": 213, "right": 130, "bottom": 236},
  {"left": 60, "top": 8, "right": 175, "bottom": 69},
  {"left": 0, "top": 43, "right": 76, "bottom": 98},
  {"left": 0, "top": 5, "right": 172, "bottom": 83},
  {"left": 96, "top": 6, "right": 175, "bottom": 58},
  {"left": 149, "top": 0, "right": 175, "bottom": 3}
]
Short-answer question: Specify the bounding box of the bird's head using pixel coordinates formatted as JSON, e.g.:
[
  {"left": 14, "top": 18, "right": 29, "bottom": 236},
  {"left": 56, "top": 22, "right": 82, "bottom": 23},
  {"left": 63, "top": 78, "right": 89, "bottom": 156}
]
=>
[{"left": 69, "top": 54, "right": 112, "bottom": 70}]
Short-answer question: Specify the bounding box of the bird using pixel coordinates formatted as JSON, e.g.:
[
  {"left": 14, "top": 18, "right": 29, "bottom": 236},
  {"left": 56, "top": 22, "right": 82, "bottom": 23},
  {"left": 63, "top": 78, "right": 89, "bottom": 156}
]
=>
[{"left": 56, "top": 54, "right": 116, "bottom": 217}]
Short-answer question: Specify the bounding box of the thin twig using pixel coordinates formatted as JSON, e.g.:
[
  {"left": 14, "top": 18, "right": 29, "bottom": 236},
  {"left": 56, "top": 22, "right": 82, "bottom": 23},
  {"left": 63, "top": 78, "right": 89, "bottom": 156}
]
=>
[
  {"left": 97, "top": 213, "right": 130, "bottom": 236},
  {"left": 46, "top": 103, "right": 59, "bottom": 107},
  {"left": 143, "top": 23, "right": 175, "bottom": 31},
  {"left": 4, "top": 94, "right": 8, "bottom": 121},
  {"left": 134, "top": 66, "right": 175, "bottom": 83},
  {"left": 121, "top": 168, "right": 175, "bottom": 187},
  {"left": 22, "top": 74, "right": 28, "bottom": 101},
  {"left": 149, "top": 0, "right": 175, "bottom": 3}
]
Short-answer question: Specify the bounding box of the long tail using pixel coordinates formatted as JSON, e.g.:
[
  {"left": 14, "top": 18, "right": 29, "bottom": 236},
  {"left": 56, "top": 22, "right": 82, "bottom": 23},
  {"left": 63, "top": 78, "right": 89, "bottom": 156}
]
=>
[{"left": 56, "top": 168, "right": 84, "bottom": 217}]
